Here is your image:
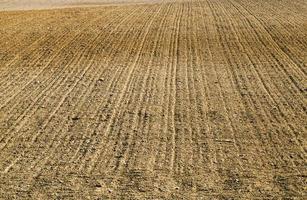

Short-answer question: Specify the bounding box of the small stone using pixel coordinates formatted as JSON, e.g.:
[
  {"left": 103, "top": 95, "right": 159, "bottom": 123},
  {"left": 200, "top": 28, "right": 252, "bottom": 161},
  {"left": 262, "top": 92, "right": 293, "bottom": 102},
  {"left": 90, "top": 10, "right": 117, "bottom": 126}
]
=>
[{"left": 72, "top": 116, "right": 80, "bottom": 121}]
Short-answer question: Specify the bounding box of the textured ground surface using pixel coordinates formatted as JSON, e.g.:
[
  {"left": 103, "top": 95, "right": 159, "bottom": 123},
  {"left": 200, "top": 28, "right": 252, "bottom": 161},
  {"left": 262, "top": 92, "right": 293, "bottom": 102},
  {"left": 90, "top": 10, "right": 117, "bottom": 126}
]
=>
[{"left": 0, "top": 0, "right": 306, "bottom": 199}]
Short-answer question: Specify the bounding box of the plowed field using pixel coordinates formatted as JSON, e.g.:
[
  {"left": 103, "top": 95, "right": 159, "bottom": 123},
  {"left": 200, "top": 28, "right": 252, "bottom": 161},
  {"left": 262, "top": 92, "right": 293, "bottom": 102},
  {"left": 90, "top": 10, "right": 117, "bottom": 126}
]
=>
[{"left": 0, "top": 0, "right": 306, "bottom": 199}]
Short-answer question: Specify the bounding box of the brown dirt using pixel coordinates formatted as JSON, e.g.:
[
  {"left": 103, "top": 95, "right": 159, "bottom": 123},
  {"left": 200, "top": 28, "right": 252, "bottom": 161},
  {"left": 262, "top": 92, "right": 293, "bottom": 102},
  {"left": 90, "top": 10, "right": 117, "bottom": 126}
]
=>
[{"left": 0, "top": 0, "right": 306, "bottom": 199}]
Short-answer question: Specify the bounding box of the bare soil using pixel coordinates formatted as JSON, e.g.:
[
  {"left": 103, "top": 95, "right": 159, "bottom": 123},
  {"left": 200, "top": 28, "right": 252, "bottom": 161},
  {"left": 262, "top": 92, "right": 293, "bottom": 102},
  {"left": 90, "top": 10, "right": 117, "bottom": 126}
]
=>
[{"left": 0, "top": 0, "right": 306, "bottom": 199}]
